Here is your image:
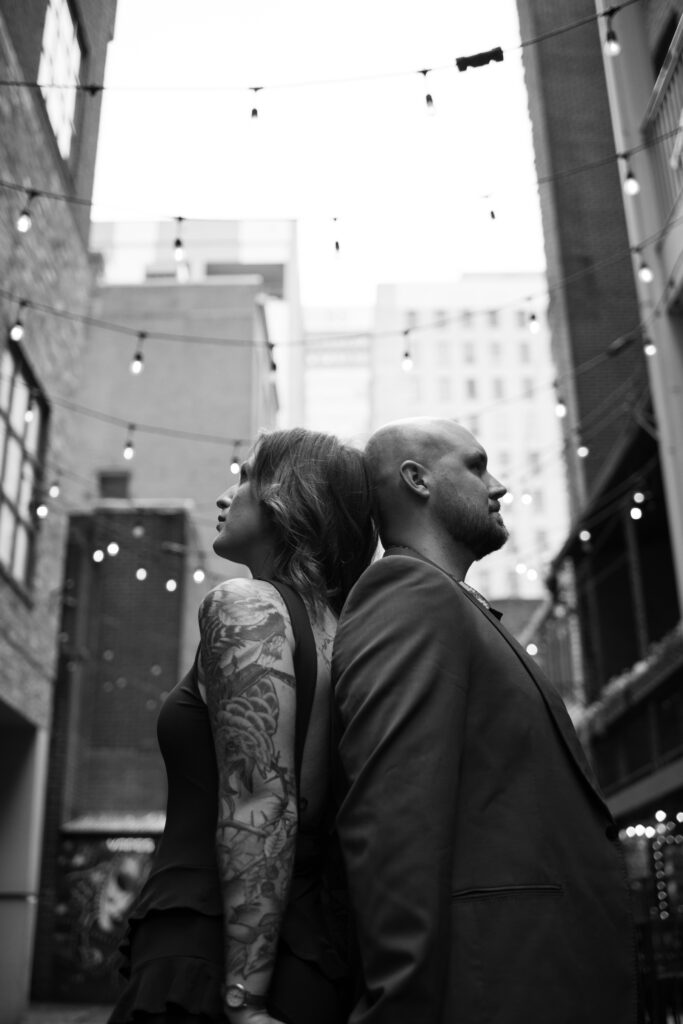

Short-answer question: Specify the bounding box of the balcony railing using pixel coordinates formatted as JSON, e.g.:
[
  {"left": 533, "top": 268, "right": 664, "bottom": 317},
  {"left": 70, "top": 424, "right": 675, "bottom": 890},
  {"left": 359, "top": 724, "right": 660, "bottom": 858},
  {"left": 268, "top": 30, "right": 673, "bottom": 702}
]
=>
[{"left": 643, "top": 17, "right": 683, "bottom": 224}]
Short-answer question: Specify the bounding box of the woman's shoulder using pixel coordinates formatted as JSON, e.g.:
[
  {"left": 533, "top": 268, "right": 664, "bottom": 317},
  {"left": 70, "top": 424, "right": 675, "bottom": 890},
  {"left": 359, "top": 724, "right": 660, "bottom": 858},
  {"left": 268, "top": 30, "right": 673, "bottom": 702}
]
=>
[{"left": 199, "top": 577, "right": 296, "bottom": 643}]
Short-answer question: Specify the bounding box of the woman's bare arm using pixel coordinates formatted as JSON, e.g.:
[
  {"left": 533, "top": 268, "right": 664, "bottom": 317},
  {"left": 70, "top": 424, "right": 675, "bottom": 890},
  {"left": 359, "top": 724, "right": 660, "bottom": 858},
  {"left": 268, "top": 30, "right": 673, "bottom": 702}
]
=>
[{"left": 199, "top": 578, "right": 297, "bottom": 1018}]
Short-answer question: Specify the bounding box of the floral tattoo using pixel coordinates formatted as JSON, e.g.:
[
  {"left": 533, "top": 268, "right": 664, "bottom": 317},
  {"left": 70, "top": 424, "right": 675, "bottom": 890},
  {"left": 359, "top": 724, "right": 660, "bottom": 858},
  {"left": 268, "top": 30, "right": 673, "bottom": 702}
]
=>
[{"left": 200, "top": 582, "right": 299, "bottom": 982}]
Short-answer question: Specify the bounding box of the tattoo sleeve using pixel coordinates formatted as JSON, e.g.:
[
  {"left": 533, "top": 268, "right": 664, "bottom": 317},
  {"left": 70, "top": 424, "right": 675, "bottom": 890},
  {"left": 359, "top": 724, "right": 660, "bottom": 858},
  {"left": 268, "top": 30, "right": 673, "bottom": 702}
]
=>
[{"left": 199, "top": 579, "right": 298, "bottom": 993}]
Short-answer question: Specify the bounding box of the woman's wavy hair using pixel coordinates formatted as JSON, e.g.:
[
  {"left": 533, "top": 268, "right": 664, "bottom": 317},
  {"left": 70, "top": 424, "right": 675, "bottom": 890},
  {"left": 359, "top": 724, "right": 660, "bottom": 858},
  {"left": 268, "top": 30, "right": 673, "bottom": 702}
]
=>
[{"left": 250, "top": 428, "right": 378, "bottom": 615}]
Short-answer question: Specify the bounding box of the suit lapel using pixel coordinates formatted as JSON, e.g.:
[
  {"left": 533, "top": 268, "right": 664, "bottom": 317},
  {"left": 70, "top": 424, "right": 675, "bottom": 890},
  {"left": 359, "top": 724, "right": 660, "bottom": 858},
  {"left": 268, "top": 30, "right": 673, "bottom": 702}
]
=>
[{"left": 458, "top": 587, "right": 606, "bottom": 806}]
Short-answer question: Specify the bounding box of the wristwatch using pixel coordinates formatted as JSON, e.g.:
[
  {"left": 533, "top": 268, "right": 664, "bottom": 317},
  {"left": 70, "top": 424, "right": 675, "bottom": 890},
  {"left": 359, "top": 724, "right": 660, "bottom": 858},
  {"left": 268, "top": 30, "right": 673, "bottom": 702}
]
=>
[{"left": 223, "top": 982, "right": 267, "bottom": 1011}]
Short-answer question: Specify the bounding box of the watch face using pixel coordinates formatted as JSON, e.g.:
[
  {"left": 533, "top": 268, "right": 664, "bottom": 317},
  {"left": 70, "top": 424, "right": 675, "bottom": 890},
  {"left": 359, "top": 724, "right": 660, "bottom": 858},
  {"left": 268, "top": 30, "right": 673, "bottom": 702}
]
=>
[{"left": 225, "top": 985, "right": 246, "bottom": 1009}]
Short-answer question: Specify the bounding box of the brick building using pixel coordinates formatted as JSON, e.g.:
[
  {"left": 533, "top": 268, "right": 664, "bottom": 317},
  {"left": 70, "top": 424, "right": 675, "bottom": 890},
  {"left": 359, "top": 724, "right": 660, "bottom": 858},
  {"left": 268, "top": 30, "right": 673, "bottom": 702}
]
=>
[
  {"left": 516, "top": 0, "right": 683, "bottom": 1009},
  {"left": 0, "top": 2, "right": 117, "bottom": 1021}
]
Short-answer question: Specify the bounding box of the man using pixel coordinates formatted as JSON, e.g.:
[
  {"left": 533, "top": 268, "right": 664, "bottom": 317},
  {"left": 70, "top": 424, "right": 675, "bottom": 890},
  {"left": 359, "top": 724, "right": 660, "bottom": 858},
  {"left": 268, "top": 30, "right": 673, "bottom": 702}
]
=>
[{"left": 332, "top": 417, "right": 637, "bottom": 1024}]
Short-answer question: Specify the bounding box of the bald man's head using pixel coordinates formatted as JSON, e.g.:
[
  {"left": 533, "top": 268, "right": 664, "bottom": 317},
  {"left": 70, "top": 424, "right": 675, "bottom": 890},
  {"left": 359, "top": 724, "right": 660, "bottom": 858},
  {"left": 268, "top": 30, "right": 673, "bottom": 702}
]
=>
[{"left": 364, "top": 417, "right": 508, "bottom": 560}]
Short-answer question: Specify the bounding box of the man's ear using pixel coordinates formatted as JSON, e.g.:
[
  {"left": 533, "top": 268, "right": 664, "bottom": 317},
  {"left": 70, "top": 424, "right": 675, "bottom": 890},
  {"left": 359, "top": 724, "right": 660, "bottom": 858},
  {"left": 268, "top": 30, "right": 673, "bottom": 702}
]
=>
[{"left": 399, "top": 460, "right": 430, "bottom": 498}]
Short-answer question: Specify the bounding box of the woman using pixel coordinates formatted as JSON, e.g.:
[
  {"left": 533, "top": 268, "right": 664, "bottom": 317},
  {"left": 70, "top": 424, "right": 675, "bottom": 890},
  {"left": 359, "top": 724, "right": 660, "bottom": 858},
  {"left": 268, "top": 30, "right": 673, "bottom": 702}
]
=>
[{"left": 109, "top": 427, "right": 377, "bottom": 1024}]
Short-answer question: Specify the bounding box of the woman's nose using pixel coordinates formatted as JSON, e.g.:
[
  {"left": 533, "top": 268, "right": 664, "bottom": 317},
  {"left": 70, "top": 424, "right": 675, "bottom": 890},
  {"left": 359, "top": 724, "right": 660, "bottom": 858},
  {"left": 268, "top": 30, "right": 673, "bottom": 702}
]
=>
[{"left": 217, "top": 484, "right": 237, "bottom": 509}]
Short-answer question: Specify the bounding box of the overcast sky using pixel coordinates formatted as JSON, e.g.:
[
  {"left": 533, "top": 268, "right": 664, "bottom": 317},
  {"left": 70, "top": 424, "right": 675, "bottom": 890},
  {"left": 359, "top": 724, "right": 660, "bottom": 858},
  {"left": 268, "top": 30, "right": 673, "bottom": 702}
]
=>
[{"left": 91, "top": 0, "right": 546, "bottom": 305}]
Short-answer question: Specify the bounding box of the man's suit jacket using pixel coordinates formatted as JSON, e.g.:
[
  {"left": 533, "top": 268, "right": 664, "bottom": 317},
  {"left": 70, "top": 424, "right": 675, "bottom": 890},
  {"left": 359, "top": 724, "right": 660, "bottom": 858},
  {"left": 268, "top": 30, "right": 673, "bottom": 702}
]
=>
[{"left": 332, "top": 550, "right": 638, "bottom": 1024}]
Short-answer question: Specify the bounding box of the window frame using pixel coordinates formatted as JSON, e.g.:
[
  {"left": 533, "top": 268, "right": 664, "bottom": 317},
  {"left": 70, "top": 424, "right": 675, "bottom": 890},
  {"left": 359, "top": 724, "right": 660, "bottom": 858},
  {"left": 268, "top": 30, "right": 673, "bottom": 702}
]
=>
[
  {"left": 37, "top": 0, "right": 84, "bottom": 164},
  {"left": 0, "top": 342, "right": 49, "bottom": 594}
]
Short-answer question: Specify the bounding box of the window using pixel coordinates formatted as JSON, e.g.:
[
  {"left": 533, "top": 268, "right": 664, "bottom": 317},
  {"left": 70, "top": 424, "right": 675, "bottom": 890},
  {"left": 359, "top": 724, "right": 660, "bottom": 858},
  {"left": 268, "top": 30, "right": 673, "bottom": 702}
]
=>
[
  {"left": 493, "top": 378, "right": 504, "bottom": 400},
  {"left": 516, "top": 310, "right": 527, "bottom": 328},
  {"left": 460, "top": 309, "right": 472, "bottom": 327},
  {"left": 465, "top": 378, "right": 477, "bottom": 400},
  {"left": 38, "top": 0, "right": 83, "bottom": 160},
  {"left": 438, "top": 377, "right": 451, "bottom": 402},
  {"left": 0, "top": 345, "right": 48, "bottom": 587},
  {"left": 519, "top": 342, "right": 530, "bottom": 363},
  {"left": 522, "top": 377, "right": 534, "bottom": 398},
  {"left": 435, "top": 309, "right": 447, "bottom": 329},
  {"left": 528, "top": 451, "right": 541, "bottom": 474},
  {"left": 490, "top": 341, "right": 501, "bottom": 360},
  {"left": 488, "top": 310, "right": 499, "bottom": 327},
  {"left": 436, "top": 339, "right": 451, "bottom": 367},
  {"left": 463, "top": 341, "right": 475, "bottom": 364}
]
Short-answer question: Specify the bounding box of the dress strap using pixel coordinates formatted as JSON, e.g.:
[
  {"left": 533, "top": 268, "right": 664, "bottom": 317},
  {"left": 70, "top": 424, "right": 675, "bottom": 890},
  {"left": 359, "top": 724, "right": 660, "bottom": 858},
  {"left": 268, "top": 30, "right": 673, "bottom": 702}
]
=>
[{"left": 265, "top": 580, "right": 318, "bottom": 790}]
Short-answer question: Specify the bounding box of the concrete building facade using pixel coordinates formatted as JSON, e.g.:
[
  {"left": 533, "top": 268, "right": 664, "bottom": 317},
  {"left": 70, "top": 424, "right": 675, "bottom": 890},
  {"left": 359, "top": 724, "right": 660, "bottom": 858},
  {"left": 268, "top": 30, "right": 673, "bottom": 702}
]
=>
[
  {"left": 517, "top": 0, "right": 683, "bottom": 1008},
  {"left": 0, "top": 2, "right": 117, "bottom": 1021}
]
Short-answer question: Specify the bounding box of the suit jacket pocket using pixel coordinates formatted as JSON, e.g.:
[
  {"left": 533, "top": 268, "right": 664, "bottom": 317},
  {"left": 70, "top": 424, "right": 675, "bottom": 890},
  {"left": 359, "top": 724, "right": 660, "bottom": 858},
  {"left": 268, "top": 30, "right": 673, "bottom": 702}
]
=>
[{"left": 451, "top": 883, "right": 563, "bottom": 901}]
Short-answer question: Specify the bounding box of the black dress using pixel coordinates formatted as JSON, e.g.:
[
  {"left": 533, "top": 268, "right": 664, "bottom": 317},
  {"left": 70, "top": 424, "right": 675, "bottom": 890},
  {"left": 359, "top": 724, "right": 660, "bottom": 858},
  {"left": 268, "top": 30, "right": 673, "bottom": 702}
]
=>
[{"left": 109, "top": 583, "right": 349, "bottom": 1024}]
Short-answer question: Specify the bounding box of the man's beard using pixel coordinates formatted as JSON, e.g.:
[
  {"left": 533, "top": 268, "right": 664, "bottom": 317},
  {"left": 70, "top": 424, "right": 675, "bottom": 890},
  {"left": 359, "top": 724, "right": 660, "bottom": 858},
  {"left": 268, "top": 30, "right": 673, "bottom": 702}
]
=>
[{"left": 434, "top": 494, "right": 509, "bottom": 560}]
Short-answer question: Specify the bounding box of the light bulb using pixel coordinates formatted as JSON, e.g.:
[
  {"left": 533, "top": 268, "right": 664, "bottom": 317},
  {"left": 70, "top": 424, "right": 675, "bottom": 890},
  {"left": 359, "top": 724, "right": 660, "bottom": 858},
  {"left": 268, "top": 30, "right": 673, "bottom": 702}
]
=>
[
  {"left": 107, "top": 541, "right": 120, "bottom": 556},
  {"left": 130, "top": 352, "right": 144, "bottom": 374},
  {"left": 230, "top": 458, "right": 240, "bottom": 475},
  {"left": 633, "top": 491, "right": 645, "bottom": 504},
  {"left": 579, "top": 529, "right": 591, "bottom": 542},
  {"left": 630, "top": 507, "right": 643, "bottom": 520},
  {"left": 638, "top": 261, "right": 654, "bottom": 283},
  {"left": 526, "top": 569, "right": 538, "bottom": 581},
  {"left": 10, "top": 320, "right": 24, "bottom": 342},
  {"left": 16, "top": 209, "right": 32, "bottom": 233},
  {"left": 604, "top": 28, "right": 621, "bottom": 57},
  {"left": 577, "top": 444, "right": 590, "bottom": 458},
  {"left": 166, "top": 578, "right": 178, "bottom": 593},
  {"left": 526, "top": 643, "right": 538, "bottom": 656},
  {"left": 623, "top": 169, "right": 640, "bottom": 196},
  {"left": 174, "top": 238, "right": 185, "bottom": 263},
  {"left": 515, "top": 563, "right": 527, "bottom": 575},
  {"left": 528, "top": 313, "right": 540, "bottom": 334},
  {"left": 521, "top": 493, "right": 533, "bottom": 505},
  {"left": 35, "top": 502, "right": 48, "bottom": 519},
  {"left": 24, "top": 405, "right": 34, "bottom": 423},
  {"left": 401, "top": 351, "right": 413, "bottom": 372},
  {"left": 48, "top": 481, "right": 60, "bottom": 498},
  {"left": 193, "top": 568, "right": 206, "bottom": 583},
  {"left": 555, "top": 400, "right": 567, "bottom": 418},
  {"left": 136, "top": 567, "right": 147, "bottom": 581},
  {"left": 123, "top": 440, "right": 135, "bottom": 460},
  {"left": 644, "top": 339, "right": 657, "bottom": 356},
  {"left": 93, "top": 549, "right": 105, "bottom": 563}
]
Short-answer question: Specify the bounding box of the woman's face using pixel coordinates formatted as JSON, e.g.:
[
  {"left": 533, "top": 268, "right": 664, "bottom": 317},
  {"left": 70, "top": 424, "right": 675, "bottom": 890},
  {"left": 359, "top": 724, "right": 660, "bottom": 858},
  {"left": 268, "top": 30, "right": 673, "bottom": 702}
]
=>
[{"left": 213, "top": 457, "right": 277, "bottom": 576}]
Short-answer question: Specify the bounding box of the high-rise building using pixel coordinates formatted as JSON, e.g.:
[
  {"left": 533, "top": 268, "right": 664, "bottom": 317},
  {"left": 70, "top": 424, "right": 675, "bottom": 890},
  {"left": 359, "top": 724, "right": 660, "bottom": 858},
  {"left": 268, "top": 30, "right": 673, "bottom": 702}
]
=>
[
  {"left": 517, "top": 0, "right": 683, "bottom": 1006},
  {"left": 0, "top": 2, "right": 117, "bottom": 1019}
]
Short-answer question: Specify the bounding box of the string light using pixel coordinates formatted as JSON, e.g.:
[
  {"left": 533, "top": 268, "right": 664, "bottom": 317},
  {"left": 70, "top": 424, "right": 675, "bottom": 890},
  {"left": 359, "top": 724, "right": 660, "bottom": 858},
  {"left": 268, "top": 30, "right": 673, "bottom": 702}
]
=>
[
  {"left": 249, "top": 86, "right": 262, "bottom": 119},
  {"left": 24, "top": 394, "right": 34, "bottom": 423},
  {"left": 515, "top": 562, "right": 527, "bottom": 575},
  {"left": 193, "top": 567, "right": 206, "bottom": 583},
  {"left": 418, "top": 70, "right": 435, "bottom": 114},
  {"left": 10, "top": 301, "right": 26, "bottom": 341},
  {"left": 401, "top": 348, "right": 414, "bottom": 373},
  {"left": 622, "top": 162, "right": 640, "bottom": 196},
  {"left": 577, "top": 443, "right": 590, "bottom": 458},
  {"left": 35, "top": 500, "right": 48, "bottom": 519},
  {"left": 135, "top": 567, "right": 147, "bottom": 581},
  {"left": 630, "top": 506, "right": 643, "bottom": 520},
  {"left": 521, "top": 492, "right": 533, "bottom": 505},
  {"left": 525, "top": 642, "right": 538, "bottom": 656},
  {"left": 230, "top": 452, "right": 240, "bottom": 475},
  {"left": 637, "top": 258, "right": 654, "bottom": 283},
  {"left": 603, "top": 16, "right": 621, "bottom": 57},
  {"left": 92, "top": 549, "right": 105, "bottom": 563},
  {"left": 123, "top": 425, "right": 135, "bottom": 461},
  {"left": 528, "top": 312, "right": 540, "bottom": 334},
  {"left": 643, "top": 336, "right": 657, "bottom": 356},
  {"left": 48, "top": 480, "right": 60, "bottom": 498},
  {"left": 165, "top": 578, "right": 178, "bottom": 593},
  {"left": 555, "top": 399, "right": 567, "bottom": 418},
  {"left": 332, "top": 217, "right": 340, "bottom": 257},
  {"left": 16, "top": 190, "right": 35, "bottom": 233},
  {"left": 107, "top": 541, "right": 120, "bottom": 556},
  {"left": 633, "top": 491, "right": 645, "bottom": 504},
  {"left": 132, "top": 520, "right": 145, "bottom": 538},
  {"left": 579, "top": 529, "right": 592, "bottom": 543},
  {"left": 130, "top": 332, "right": 146, "bottom": 374},
  {"left": 173, "top": 216, "right": 185, "bottom": 263}
]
